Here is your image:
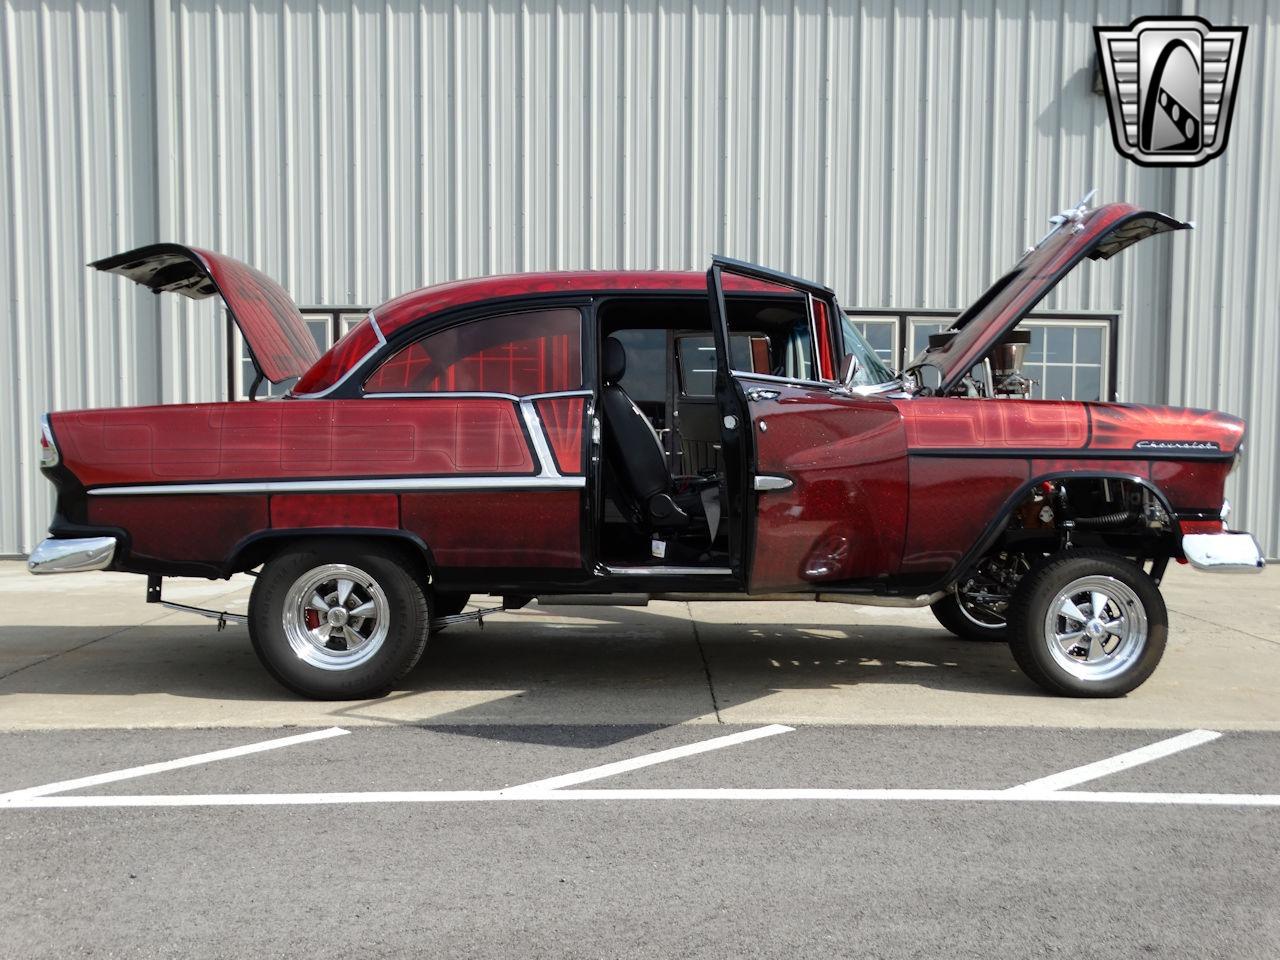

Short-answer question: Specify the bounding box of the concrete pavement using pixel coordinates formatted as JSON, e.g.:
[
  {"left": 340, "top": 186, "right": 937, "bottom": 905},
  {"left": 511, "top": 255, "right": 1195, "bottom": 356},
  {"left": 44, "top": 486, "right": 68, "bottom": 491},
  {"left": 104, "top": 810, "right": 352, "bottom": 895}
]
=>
[{"left": 0, "top": 560, "right": 1276, "bottom": 731}]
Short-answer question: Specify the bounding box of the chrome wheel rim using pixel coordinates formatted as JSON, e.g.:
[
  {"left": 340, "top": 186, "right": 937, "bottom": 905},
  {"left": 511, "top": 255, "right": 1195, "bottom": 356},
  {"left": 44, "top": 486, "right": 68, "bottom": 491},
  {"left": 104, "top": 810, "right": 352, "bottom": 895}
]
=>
[
  {"left": 957, "top": 591, "right": 1006, "bottom": 630},
  {"left": 282, "top": 563, "right": 390, "bottom": 671},
  {"left": 1043, "top": 575, "right": 1147, "bottom": 682}
]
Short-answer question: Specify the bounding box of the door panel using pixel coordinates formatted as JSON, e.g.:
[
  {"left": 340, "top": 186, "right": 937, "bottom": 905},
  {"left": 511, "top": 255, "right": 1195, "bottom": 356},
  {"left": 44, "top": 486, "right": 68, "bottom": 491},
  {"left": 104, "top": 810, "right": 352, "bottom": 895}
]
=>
[{"left": 744, "top": 377, "right": 909, "bottom": 591}]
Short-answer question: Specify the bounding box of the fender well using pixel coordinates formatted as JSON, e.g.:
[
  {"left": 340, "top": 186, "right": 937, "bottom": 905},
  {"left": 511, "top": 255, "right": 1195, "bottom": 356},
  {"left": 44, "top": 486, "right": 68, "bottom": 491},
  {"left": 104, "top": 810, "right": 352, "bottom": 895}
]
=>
[
  {"left": 224, "top": 527, "right": 437, "bottom": 580},
  {"left": 945, "top": 471, "right": 1179, "bottom": 588}
]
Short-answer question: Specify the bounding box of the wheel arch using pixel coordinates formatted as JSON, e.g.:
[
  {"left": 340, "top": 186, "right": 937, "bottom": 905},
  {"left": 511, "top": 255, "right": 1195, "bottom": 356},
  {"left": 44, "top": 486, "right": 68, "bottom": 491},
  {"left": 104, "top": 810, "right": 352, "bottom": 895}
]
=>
[
  {"left": 944, "top": 469, "right": 1179, "bottom": 589},
  {"left": 224, "top": 527, "right": 437, "bottom": 581}
]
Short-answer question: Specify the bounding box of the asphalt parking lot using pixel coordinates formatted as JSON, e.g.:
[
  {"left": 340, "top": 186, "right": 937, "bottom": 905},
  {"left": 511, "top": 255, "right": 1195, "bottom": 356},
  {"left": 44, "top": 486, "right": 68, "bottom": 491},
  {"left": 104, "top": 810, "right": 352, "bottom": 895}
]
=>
[{"left": 2, "top": 561, "right": 1278, "bottom": 958}]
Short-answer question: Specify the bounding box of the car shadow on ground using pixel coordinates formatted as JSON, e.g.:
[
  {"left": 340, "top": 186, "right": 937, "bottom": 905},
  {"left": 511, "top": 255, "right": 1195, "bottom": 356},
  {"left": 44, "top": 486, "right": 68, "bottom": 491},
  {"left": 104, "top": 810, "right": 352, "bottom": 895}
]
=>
[{"left": 0, "top": 602, "right": 1038, "bottom": 740}]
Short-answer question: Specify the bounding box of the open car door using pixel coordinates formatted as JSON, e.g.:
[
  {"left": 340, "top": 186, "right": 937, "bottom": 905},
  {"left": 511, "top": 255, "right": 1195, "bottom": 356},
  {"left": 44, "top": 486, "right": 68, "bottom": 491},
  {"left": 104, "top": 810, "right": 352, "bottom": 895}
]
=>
[
  {"left": 706, "top": 257, "right": 909, "bottom": 592},
  {"left": 92, "top": 243, "right": 321, "bottom": 385}
]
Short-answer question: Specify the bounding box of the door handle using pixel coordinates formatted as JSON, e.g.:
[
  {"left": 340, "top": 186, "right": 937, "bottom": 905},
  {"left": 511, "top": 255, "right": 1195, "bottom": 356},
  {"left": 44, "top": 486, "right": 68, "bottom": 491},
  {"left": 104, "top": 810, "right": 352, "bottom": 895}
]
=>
[{"left": 746, "top": 388, "right": 780, "bottom": 402}]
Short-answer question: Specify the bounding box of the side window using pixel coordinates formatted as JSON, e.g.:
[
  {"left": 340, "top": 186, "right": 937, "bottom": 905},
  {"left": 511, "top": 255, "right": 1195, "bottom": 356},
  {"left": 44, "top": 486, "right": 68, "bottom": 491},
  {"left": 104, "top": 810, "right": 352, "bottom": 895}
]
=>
[
  {"left": 677, "top": 333, "right": 769, "bottom": 397},
  {"left": 364, "top": 307, "right": 583, "bottom": 395}
]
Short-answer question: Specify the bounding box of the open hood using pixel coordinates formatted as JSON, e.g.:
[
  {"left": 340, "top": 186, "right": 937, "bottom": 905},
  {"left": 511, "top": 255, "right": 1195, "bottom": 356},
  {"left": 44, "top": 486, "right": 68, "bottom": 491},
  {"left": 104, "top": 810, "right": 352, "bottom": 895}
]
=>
[
  {"left": 91, "top": 244, "right": 321, "bottom": 384},
  {"left": 910, "top": 202, "right": 1192, "bottom": 394}
]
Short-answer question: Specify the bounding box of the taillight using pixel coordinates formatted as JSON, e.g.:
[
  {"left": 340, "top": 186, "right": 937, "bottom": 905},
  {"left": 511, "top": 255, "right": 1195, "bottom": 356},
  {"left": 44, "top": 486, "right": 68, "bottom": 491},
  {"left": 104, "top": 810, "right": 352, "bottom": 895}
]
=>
[{"left": 39, "top": 415, "right": 58, "bottom": 468}]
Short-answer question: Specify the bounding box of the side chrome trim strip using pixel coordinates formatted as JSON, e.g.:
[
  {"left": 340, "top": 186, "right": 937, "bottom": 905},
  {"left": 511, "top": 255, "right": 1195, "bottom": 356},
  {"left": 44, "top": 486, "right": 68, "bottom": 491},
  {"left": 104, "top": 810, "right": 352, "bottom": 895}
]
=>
[
  {"left": 753, "top": 474, "right": 794, "bottom": 492},
  {"left": 368, "top": 391, "right": 522, "bottom": 401},
  {"left": 604, "top": 565, "right": 735, "bottom": 577},
  {"left": 88, "top": 476, "right": 587, "bottom": 496},
  {"left": 360, "top": 389, "right": 593, "bottom": 402},
  {"left": 520, "top": 399, "right": 562, "bottom": 478}
]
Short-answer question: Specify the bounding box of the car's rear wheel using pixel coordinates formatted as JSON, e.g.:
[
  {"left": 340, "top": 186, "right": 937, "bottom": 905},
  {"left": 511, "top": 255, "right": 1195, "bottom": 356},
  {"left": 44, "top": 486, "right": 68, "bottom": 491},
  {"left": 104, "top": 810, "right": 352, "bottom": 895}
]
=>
[
  {"left": 1007, "top": 550, "right": 1167, "bottom": 698},
  {"left": 931, "top": 552, "right": 1031, "bottom": 641},
  {"left": 249, "top": 539, "right": 430, "bottom": 700},
  {"left": 432, "top": 590, "right": 471, "bottom": 618},
  {"left": 930, "top": 593, "right": 1007, "bottom": 642}
]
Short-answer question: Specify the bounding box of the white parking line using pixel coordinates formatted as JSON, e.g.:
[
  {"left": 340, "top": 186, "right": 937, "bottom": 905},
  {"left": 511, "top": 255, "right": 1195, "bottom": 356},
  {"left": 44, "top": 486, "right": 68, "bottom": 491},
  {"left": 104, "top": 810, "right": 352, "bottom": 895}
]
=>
[
  {"left": 1005, "top": 729, "right": 1222, "bottom": 795},
  {"left": 502, "top": 723, "right": 794, "bottom": 794},
  {"left": 0, "top": 727, "right": 349, "bottom": 800},
  {"left": 3, "top": 788, "right": 1278, "bottom": 808},
  {"left": 0, "top": 725, "right": 1274, "bottom": 811}
]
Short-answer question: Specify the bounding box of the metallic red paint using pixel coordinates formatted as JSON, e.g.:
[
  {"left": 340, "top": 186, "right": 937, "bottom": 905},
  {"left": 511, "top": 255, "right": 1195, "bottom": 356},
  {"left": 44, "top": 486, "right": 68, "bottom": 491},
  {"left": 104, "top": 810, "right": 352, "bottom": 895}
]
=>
[
  {"left": 1151, "top": 459, "right": 1234, "bottom": 513},
  {"left": 270, "top": 494, "right": 399, "bottom": 529},
  {"left": 920, "top": 204, "right": 1189, "bottom": 388},
  {"left": 900, "top": 458, "right": 1030, "bottom": 573},
  {"left": 1088, "top": 403, "right": 1244, "bottom": 454},
  {"left": 293, "top": 318, "right": 381, "bottom": 395},
  {"left": 896, "top": 398, "right": 1088, "bottom": 449},
  {"left": 51, "top": 397, "right": 535, "bottom": 487},
  {"left": 401, "top": 490, "right": 582, "bottom": 568},
  {"left": 743, "top": 379, "right": 908, "bottom": 590},
  {"left": 91, "top": 244, "right": 321, "bottom": 383},
  {"left": 87, "top": 495, "right": 269, "bottom": 566}
]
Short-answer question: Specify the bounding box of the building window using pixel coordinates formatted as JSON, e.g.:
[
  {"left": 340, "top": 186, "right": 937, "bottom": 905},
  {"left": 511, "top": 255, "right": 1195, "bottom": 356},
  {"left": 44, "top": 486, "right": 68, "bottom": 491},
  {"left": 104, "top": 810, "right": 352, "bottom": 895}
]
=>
[
  {"left": 903, "top": 314, "right": 1113, "bottom": 401},
  {"left": 845, "top": 317, "right": 899, "bottom": 368},
  {"left": 230, "top": 310, "right": 369, "bottom": 399},
  {"left": 363, "top": 308, "right": 583, "bottom": 395}
]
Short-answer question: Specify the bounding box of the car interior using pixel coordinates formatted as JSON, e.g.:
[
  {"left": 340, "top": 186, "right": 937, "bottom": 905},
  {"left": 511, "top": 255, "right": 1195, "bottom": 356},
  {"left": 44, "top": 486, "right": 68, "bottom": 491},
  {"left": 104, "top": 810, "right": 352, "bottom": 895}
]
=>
[{"left": 595, "top": 293, "right": 816, "bottom": 569}]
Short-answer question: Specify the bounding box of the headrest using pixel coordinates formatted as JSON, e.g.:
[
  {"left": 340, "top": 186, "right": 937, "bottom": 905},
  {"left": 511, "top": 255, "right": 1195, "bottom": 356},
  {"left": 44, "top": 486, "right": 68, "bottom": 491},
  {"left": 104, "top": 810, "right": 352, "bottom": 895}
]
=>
[{"left": 603, "top": 336, "right": 627, "bottom": 384}]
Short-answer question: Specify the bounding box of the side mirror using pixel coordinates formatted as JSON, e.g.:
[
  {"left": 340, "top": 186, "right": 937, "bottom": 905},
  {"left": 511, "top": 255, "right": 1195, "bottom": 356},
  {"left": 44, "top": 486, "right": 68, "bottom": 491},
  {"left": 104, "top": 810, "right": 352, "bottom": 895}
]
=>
[{"left": 837, "top": 354, "right": 859, "bottom": 391}]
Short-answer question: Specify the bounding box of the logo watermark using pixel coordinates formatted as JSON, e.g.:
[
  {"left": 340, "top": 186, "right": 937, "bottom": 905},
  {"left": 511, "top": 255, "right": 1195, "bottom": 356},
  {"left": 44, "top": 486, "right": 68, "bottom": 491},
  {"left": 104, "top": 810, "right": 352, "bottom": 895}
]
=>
[{"left": 1094, "top": 16, "right": 1247, "bottom": 167}]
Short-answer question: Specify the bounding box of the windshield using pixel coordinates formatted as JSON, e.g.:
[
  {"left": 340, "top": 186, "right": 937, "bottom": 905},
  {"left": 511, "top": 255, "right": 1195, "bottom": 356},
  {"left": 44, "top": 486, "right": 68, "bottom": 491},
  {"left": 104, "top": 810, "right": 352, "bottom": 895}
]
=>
[{"left": 839, "top": 313, "right": 897, "bottom": 386}]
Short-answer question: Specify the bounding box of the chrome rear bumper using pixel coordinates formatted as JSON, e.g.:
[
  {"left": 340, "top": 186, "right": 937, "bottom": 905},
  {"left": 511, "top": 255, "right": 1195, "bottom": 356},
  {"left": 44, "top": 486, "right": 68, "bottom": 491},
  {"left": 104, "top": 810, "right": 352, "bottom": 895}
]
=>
[
  {"left": 27, "top": 536, "right": 118, "bottom": 574},
  {"left": 1182, "top": 532, "right": 1265, "bottom": 573}
]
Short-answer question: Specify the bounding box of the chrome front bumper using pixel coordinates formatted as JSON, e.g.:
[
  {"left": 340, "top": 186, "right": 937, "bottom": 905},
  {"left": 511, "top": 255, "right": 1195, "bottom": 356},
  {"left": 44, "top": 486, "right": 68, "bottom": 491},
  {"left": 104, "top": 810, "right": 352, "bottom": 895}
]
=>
[
  {"left": 27, "top": 536, "right": 118, "bottom": 574},
  {"left": 1182, "top": 532, "right": 1265, "bottom": 573}
]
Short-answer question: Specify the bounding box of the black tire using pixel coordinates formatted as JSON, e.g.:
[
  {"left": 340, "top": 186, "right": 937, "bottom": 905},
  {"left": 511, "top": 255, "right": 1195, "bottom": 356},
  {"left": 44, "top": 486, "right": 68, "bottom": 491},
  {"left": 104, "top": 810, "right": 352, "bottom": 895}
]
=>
[
  {"left": 249, "top": 538, "right": 430, "bottom": 700},
  {"left": 931, "top": 593, "right": 1008, "bottom": 642},
  {"left": 1007, "top": 550, "right": 1167, "bottom": 698}
]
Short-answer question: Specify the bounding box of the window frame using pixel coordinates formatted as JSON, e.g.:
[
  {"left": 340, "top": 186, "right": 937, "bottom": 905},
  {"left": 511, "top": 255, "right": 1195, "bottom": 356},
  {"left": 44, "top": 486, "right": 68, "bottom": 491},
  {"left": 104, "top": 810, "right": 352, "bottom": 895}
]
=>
[{"left": 360, "top": 305, "right": 588, "bottom": 399}]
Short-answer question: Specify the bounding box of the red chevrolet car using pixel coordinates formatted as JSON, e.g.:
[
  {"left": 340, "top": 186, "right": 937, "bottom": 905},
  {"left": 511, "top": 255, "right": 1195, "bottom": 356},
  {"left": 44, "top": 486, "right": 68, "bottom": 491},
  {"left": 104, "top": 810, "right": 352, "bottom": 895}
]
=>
[{"left": 29, "top": 200, "right": 1263, "bottom": 700}]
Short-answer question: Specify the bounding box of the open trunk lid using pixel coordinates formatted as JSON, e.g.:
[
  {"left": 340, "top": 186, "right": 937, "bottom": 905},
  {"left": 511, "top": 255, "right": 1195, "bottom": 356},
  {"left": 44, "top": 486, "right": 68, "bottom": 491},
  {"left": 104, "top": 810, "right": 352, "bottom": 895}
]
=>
[
  {"left": 910, "top": 201, "right": 1191, "bottom": 394},
  {"left": 91, "top": 244, "right": 321, "bottom": 383}
]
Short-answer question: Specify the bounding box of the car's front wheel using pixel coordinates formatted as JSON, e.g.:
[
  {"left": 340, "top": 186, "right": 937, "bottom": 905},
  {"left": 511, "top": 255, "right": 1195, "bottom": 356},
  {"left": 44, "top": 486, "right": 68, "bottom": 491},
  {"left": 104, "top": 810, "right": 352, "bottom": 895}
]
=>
[
  {"left": 1007, "top": 550, "right": 1167, "bottom": 698},
  {"left": 249, "top": 539, "right": 430, "bottom": 700}
]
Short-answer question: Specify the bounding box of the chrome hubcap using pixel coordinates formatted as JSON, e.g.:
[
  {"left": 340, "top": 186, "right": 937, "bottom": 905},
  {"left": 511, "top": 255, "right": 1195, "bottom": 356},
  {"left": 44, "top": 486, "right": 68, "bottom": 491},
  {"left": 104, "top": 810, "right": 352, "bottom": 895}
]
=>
[
  {"left": 282, "top": 563, "right": 390, "bottom": 671},
  {"left": 1044, "top": 575, "right": 1147, "bottom": 682}
]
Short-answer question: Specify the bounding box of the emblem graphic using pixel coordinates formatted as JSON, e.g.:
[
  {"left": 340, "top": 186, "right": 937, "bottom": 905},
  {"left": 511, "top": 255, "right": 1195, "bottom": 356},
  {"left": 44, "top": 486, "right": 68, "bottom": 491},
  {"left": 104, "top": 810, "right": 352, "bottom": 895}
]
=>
[{"left": 1094, "top": 17, "right": 1247, "bottom": 167}]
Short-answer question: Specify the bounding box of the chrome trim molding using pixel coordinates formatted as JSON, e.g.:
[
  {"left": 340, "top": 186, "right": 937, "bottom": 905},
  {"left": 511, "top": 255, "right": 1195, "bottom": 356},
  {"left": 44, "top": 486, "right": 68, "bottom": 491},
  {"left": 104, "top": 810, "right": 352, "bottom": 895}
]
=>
[
  {"left": 816, "top": 591, "right": 947, "bottom": 608},
  {"left": 520, "top": 399, "right": 562, "bottom": 479},
  {"left": 27, "top": 536, "right": 118, "bottom": 574},
  {"left": 362, "top": 388, "right": 593, "bottom": 402},
  {"left": 88, "top": 476, "right": 587, "bottom": 496},
  {"left": 289, "top": 311, "right": 387, "bottom": 399},
  {"left": 604, "top": 565, "right": 735, "bottom": 577},
  {"left": 753, "top": 474, "right": 794, "bottom": 492},
  {"left": 730, "top": 370, "right": 832, "bottom": 391},
  {"left": 367, "top": 390, "right": 524, "bottom": 401},
  {"left": 1182, "top": 532, "right": 1265, "bottom": 573}
]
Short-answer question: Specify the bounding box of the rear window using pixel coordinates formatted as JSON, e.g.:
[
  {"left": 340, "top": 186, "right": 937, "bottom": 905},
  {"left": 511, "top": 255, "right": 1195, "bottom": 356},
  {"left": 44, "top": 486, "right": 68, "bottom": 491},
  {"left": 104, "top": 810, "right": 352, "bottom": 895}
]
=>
[{"left": 364, "top": 308, "right": 583, "bottom": 395}]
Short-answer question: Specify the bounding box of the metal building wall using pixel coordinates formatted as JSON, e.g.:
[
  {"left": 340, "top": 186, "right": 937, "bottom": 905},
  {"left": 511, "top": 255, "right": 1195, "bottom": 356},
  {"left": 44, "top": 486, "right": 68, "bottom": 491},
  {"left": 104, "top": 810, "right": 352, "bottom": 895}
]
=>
[{"left": 1, "top": 0, "right": 1276, "bottom": 556}]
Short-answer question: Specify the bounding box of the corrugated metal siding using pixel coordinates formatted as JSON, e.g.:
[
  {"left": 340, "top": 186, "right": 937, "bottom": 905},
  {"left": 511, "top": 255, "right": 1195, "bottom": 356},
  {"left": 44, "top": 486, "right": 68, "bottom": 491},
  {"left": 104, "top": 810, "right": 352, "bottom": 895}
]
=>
[{"left": 1, "top": 0, "right": 1276, "bottom": 555}]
